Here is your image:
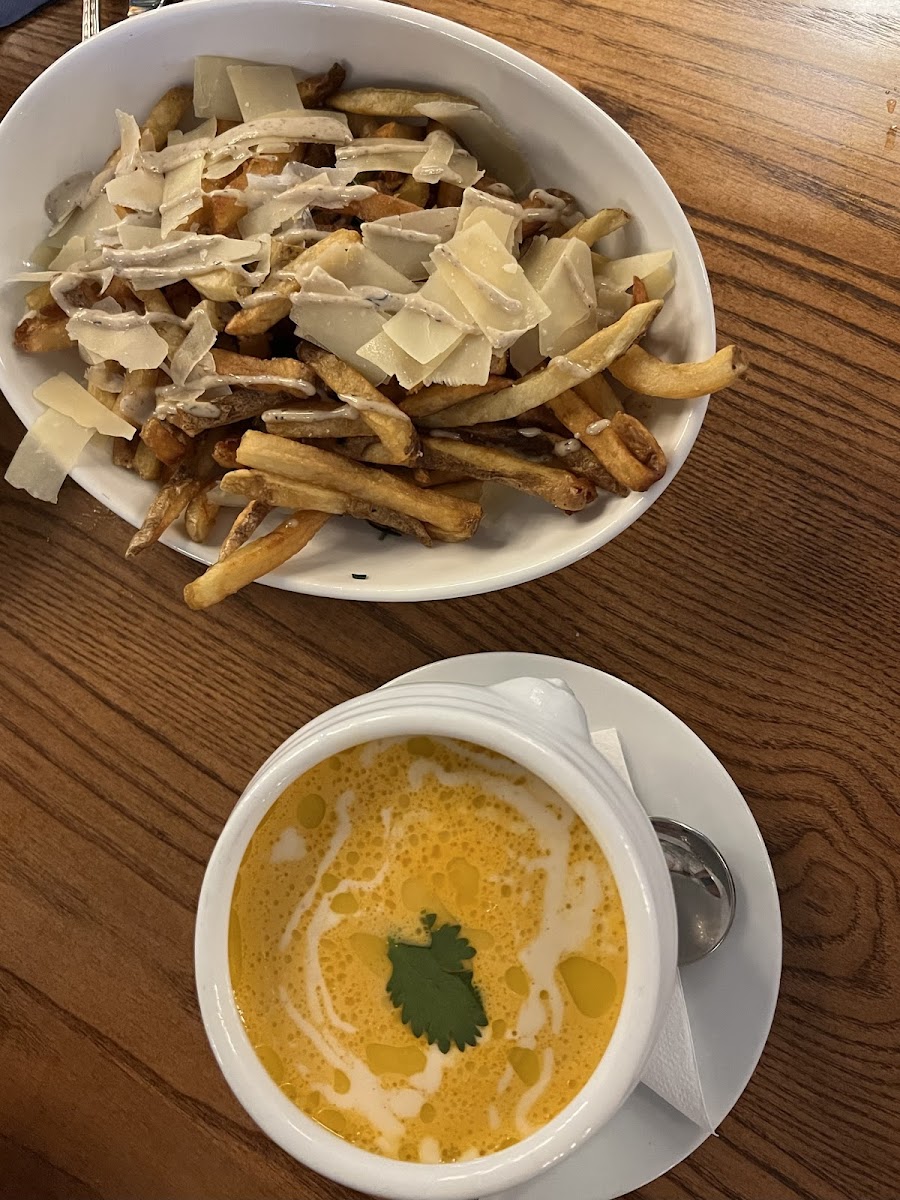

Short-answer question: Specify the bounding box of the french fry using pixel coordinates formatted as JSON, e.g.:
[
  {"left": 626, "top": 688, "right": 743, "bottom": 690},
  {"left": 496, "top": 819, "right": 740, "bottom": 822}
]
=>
[
  {"left": 372, "top": 121, "right": 426, "bottom": 140},
  {"left": 220, "top": 469, "right": 433, "bottom": 545},
  {"left": 14, "top": 310, "right": 71, "bottom": 352},
  {"left": 184, "top": 485, "right": 221, "bottom": 543},
  {"left": 630, "top": 275, "right": 650, "bottom": 306},
  {"left": 210, "top": 349, "right": 316, "bottom": 394},
  {"left": 112, "top": 438, "right": 137, "bottom": 470},
  {"left": 184, "top": 511, "right": 331, "bottom": 609},
  {"left": 142, "top": 86, "right": 193, "bottom": 151},
  {"left": 574, "top": 373, "right": 623, "bottom": 418},
  {"left": 237, "top": 432, "right": 483, "bottom": 538},
  {"left": 400, "top": 377, "right": 511, "bottom": 420},
  {"left": 297, "top": 62, "right": 347, "bottom": 108},
  {"left": 191, "top": 270, "right": 251, "bottom": 303},
  {"left": 343, "top": 193, "right": 422, "bottom": 220},
  {"left": 212, "top": 437, "right": 242, "bottom": 470},
  {"left": 423, "top": 301, "right": 662, "bottom": 428},
  {"left": 209, "top": 151, "right": 294, "bottom": 235},
  {"left": 436, "top": 181, "right": 464, "bottom": 207},
  {"left": 237, "top": 333, "right": 272, "bottom": 358},
  {"left": 607, "top": 344, "right": 748, "bottom": 399},
  {"left": 544, "top": 435, "right": 628, "bottom": 496},
  {"left": 562, "top": 208, "right": 629, "bottom": 245},
  {"left": 133, "top": 440, "right": 163, "bottom": 481},
  {"left": 135, "top": 289, "right": 185, "bottom": 356},
  {"left": 395, "top": 178, "right": 431, "bottom": 206},
  {"left": 419, "top": 435, "right": 596, "bottom": 511},
  {"left": 224, "top": 229, "right": 361, "bottom": 336},
  {"left": 140, "top": 416, "right": 192, "bottom": 465},
  {"left": 432, "top": 479, "right": 484, "bottom": 503},
  {"left": 25, "top": 282, "right": 54, "bottom": 312},
  {"left": 299, "top": 345, "right": 419, "bottom": 465},
  {"left": 219, "top": 498, "right": 272, "bottom": 560},
  {"left": 327, "top": 88, "right": 473, "bottom": 116},
  {"left": 168, "top": 388, "right": 313, "bottom": 436},
  {"left": 116, "top": 368, "right": 158, "bottom": 426},
  {"left": 548, "top": 389, "right": 665, "bottom": 491},
  {"left": 126, "top": 461, "right": 206, "bottom": 558},
  {"left": 263, "top": 407, "right": 365, "bottom": 440}
]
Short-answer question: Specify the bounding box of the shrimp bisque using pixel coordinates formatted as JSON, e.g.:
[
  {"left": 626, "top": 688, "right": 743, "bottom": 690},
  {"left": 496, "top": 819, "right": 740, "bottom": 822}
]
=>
[{"left": 229, "top": 735, "right": 627, "bottom": 1163}]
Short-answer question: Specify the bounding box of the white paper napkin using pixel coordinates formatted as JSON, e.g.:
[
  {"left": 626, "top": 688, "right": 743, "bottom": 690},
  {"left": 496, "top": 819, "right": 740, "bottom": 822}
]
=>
[{"left": 591, "top": 728, "right": 714, "bottom": 1133}]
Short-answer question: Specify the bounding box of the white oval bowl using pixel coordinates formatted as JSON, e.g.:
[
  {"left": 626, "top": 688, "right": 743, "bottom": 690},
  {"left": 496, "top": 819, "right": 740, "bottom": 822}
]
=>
[
  {"left": 0, "top": 0, "right": 713, "bottom": 601},
  {"left": 196, "top": 677, "right": 678, "bottom": 1199}
]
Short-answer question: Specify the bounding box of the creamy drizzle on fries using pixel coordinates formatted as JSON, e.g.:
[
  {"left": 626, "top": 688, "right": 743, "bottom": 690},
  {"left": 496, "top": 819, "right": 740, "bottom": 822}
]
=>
[{"left": 6, "top": 58, "right": 748, "bottom": 606}]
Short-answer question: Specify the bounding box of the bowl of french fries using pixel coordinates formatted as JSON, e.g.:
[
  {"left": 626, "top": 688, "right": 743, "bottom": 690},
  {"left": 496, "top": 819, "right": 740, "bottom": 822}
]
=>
[{"left": 0, "top": 0, "right": 745, "bottom": 608}]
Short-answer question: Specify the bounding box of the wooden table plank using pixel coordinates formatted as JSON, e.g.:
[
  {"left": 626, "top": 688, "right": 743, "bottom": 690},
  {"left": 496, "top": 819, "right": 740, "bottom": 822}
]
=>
[{"left": 2, "top": 2, "right": 899, "bottom": 1198}]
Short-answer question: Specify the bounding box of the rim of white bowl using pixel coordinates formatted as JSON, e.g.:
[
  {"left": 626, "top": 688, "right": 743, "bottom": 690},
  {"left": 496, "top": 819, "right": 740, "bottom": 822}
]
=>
[
  {"left": 195, "top": 689, "right": 670, "bottom": 1199},
  {"left": 0, "top": 0, "right": 714, "bottom": 602}
]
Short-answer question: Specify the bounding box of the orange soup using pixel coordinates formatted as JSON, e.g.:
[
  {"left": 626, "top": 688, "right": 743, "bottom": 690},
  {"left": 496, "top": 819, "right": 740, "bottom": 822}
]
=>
[{"left": 230, "top": 735, "right": 627, "bottom": 1163}]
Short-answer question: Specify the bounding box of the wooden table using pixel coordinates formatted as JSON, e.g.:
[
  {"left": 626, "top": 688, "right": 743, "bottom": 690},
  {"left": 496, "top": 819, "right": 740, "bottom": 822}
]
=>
[{"left": 2, "top": 2, "right": 898, "bottom": 1197}]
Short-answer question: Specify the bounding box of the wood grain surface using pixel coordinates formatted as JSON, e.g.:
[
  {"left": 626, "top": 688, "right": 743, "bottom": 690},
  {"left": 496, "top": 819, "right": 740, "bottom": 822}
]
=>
[{"left": 2, "top": 1, "right": 899, "bottom": 1198}]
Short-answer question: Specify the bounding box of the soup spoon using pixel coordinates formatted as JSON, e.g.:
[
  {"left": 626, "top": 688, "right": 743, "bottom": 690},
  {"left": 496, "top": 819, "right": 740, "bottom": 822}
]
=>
[{"left": 651, "top": 818, "right": 736, "bottom": 966}]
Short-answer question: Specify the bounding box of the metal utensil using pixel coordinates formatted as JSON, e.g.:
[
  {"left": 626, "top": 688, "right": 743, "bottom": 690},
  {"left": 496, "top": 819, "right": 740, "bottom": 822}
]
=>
[
  {"left": 652, "top": 818, "right": 736, "bottom": 966},
  {"left": 82, "top": 0, "right": 99, "bottom": 40}
]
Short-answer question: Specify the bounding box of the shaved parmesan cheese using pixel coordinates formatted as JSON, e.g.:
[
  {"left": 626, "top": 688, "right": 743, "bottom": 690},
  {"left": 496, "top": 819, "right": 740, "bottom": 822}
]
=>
[
  {"left": 100, "top": 232, "right": 263, "bottom": 289},
  {"left": 293, "top": 242, "right": 417, "bottom": 299},
  {"left": 4, "top": 408, "right": 93, "bottom": 502},
  {"left": 113, "top": 110, "right": 142, "bottom": 177},
  {"left": 117, "top": 222, "right": 164, "bottom": 251},
  {"left": 48, "top": 236, "right": 87, "bottom": 272},
  {"left": 423, "top": 332, "right": 492, "bottom": 387},
  {"left": 357, "top": 329, "right": 443, "bottom": 391},
  {"left": 106, "top": 168, "right": 165, "bottom": 213},
  {"left": 236, "top": 179, "right": 375, "bottom": 239},
  {"left": 432, "top": 222, "right": 549, "bottom": 349},
  {"left": 335, "top": 138, "right": 481, "bottom": 186},
  {"left": 458, "top": 188, "right": 522, "bottom": 251},
  {"left": 226, "top": 64, "right": 304, "bottom": 121},
  {"left": 381, "top": 272, "right": 474, "bottom": 365},
  {"left": 361, "top": 208, "right": 458, "bottom": 280},
  {"left": 594, "top": 282, "right": 631, "bottom": 327},
  {"left": 291, "top": 270, "right": 400, "bottom": 384},
  {"left": 168, "top": 307, "right": 218, "bottom": 386},
  {"left": 194, "top": 55, "right": 255, "bottom": 121},
  {"left": 66, "top": 311, "right": 169, "bottom": 370},
  {"left": 204, "top": 150, "right": 253, "bottom": 179},
  {"left": 33, "top": 372, "right": 135, "bottom": 437},
  {"left": 160, "top": 154, "right": 204, "bottom": 238},
  {"left": 595, "top": 250, "right": 674, "bottom": 291},
  {"left": 415, "top": 101, "right": 532, "bottom": 195},
  {"left": 509, "top": 325, "right": 543, "bottom": 376},
  {"left": 47, "top": 194, "right": 117, "bottom": 251},
  {"left": 520, "top": 235, "right": 596, "bottom": 356},
  {"left": 412, "top": 130, "right": 456, "bottom": 183}
]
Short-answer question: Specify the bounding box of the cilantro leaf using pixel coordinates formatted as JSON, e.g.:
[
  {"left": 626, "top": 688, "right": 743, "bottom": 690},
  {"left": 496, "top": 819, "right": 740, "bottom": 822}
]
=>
[{"left": 386, "top": 914, "right": 488, "bottom": 1053}]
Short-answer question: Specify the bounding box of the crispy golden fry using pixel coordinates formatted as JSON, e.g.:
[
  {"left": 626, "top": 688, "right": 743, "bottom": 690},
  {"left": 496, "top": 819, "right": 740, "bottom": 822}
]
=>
[
  {"left": 328, "top": 87, "right": 473, "bottom": 116},
  {"left": 237, "top": 333, "right": 272, "bottom": 358},
  {"left": 343, "top": 192, "right": 422, "bottom": 220},
  {"left": 400, "top": 377, "right": 511, "bottom": 420},
  {"left": 631, "top": 275, "right": 650, "bottom": 306},
  {"left": 299, "top": 345, "right": 419, "bottom": 465},
  {"left": 344, "top": 113, "right": 382, "bottom": 138},
  {"left": 263, "top": 408, "right": 365, "bottom": 439},
  {"left": 140, "top": 416, "right": 192, "bottom": 466},
  {"left": 185, "top": 510, "right": 331, "bottom": 609},
  {"left": 224, "top": 229, "right": 361, "bottom": 336},
  {"left": 212, "top": 437, "right": 242, "bottom": 471},
  {"left": 133, "top": 440, "right": 163, "bottom": 481},
  {"left": 126, "top": 461, "right": 205, "bottom": 558},
  {"left": 562, "top": 208, "right": 629, "bottom": 246},
  {"left": 395, "top": 178, "right": 431, "bottom": 206},
  {"left": 143, "top": 86, "right": 193, "bottom": 152},
  {"left": 544, "top": 436, "right": 627, "bottom": 496},
  {"left": 218, "top": 498, "right": 272, "bottom": 560},
  {"left": 135, "top": 289, "right": 185, "bottom": 356},
  {"left": 184, "top": 485, "right": 221, "bottom": 543},
  {"left": 210, "top": 349, "right": 315, "bottom": 393},
  {"left": 191, "top": 270, "right": 251, "bottom": 303},
  {"left": 25, "top": 282, "right": 54, "bottom": 312},
  {"left": 432, "top": 479, "right": 484, "bottom": 503},
  {"left": 297, "top": 62, "right": 347, "bottom": 108},
  {"left": 419, "top": 435, "right": 596, "bottom": 511},
  {"left": 14, "top": 310, "right": 71, "bottom": 352},
  {"left": 435, "top": 181, "right": 464, "bottom": 208},
  {"left": 548, "top": 390, "right": 664, "bottom": 491},
  {"left": 372, "top": 121, "right": 426, "bottom": 140},
  {"left": 237, "top": 432, "right": 483, "bottom": 538},
  {"left": 112, "top": 438, "right": 137, "bottom": 470},
  {"left": 424, "top": 301, "right": 662, "bottom": 427},
  {"left": 608, "top": 344, "right": 748, "bottom": 399},
  {"left": 220, "top": 469, "right": 433, "bottom": 545},
  {"left": 168, "top": 388, "right": 312, "bottom": 436},
  {"left": 574, "top": 373, "right": 622, "bottom": 418}
]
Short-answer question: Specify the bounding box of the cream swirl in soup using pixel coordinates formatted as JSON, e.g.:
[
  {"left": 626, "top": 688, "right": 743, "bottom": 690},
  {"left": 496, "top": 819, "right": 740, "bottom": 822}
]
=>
[{"left": 230, "top": 736, "right": 627, "bottom": 1163}]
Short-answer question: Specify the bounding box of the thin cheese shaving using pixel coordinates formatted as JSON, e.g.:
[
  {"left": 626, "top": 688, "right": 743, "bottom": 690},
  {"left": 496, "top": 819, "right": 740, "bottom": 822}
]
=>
[
  {"left": 380, "top": 272, "right": 473, "bottom": 365},
  {"left": 414, "top": 101, "right": 532, "bottom": 195},
  {"left": 335, "top": 137, "right": 482, "bottom": 186},
  {"left": 520, "top": 235, "right": 596, "bottom": 356},
  {"left": 4, "top": 409, "right": 94, "bottom": 502},
  {"left": 33, "top": 372, "right": 135, "bottom": 437},
  {"left": 193, "top": 56, "right": 255, "bottom": 121},
  {"left": 168, "top": 307, "right": 219, "bottom": 386},
  {"left": 226, "top": 64, "right": 304, "bottom": 120},
  {"left": 106, "top": 168, "right": 165, "bottom": 214},
  {"left": 66, "top": 311, "right": 170, "bottom": 370}
]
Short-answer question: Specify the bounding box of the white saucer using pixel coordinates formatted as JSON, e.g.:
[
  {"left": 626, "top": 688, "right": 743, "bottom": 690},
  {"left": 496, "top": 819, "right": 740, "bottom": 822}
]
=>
[{"left": 385, "top": 652, "right": 781, "bottom": 1200}]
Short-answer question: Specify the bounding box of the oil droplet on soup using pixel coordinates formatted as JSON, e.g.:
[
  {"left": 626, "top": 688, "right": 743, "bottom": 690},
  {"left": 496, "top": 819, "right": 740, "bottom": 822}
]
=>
[{"left": 230, "top": 736, "right": 626, "bottom": 1163}]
